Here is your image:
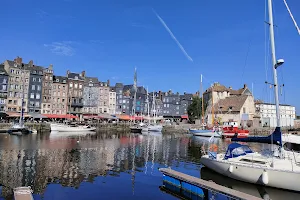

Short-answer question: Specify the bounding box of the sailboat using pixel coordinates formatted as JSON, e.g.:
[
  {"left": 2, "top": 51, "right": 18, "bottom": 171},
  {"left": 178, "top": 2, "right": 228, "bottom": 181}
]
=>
[
  {"left": 189, "top": 75, "right": 222, "bottom": 137},
  {"left": 130, "top": 68, "right": 143, "bottom": 133},
  {"left": 200, "top": 0, "right": 300, "bottom": 192},
  {"left": 147, "top": 92, "right": 163, "bottom": 132}
]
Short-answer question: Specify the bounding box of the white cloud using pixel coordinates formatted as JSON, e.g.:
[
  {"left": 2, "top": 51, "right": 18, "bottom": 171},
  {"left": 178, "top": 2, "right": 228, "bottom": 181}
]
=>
[{"left": 44, "top": 41, "right": 75, "bottom": 56}]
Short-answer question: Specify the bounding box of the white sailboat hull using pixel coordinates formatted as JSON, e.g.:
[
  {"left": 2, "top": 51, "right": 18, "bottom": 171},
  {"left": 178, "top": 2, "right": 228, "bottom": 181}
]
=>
[
  {"left": 50, "top": 124, "right": 96, "bottom": 132},
  {"left": 201, "top": 155, "right": 300, "bottom": 192},
  {"left": 189, "top": 129, "right": 222, "bottom": 137},
  {"left": 147, "top": 125, "right": 162, "bottom": 132}
]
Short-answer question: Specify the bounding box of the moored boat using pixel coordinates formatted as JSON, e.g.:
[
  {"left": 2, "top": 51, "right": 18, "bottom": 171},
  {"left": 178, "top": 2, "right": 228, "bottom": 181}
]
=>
[
  {"left": 50, "top": 123, "right": 96, "bottom": 132},
  {"left": 222, "top": 121, "right": 249, "bottom": 138},
  {"left": 189, "top": 127, "right": 223, "bottom": 137}
]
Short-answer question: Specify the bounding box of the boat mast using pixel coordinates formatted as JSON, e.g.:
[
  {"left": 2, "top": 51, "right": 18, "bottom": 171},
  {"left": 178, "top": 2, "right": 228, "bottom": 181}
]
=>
[
  {"left": 153, "top": 92, "right": 156, "bottom": 124},
  {"left": 211, "top": 85, "right": 214, "bottom": 126},
  {"left": 19, "top": 63, "right": 25, "bottom": 126},
  {"left": 147, "top": 87, "right": 150, "bottom": 123},
  {"left": 132, "top": 67, "right": 137, "bottom": 124},
  {"left": 268, "top": 0, "right": 281, "bottom": 127},
  {"left": 201, "top": 74, "right": 204, "bottom": 125}
]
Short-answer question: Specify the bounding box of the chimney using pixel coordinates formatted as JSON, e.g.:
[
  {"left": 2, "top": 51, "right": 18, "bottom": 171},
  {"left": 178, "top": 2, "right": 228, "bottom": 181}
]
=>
[
  {"left": 14, "top": 56, "right": 22, "bottom": 65},
  {"left": 107, "top": 79, "right": 110, "bottom": 86},
  {"left": 229, "top": 86, "right": 232, "bottom": 89},
  {"left": 28, "top": 60, "right": 33, "bottom": 68},
  {"left": 49, "top": 64, "right": 53, "bottom": 70},
  {"left": 244, "top": 84, "right": 247, "bottom": 89},
  {"left": 81, "top": 71, "right": 85, "bottom": 78},
  {"left": 184, "top": 91, "right": 186, "bottom": 95},
  {"left": 67, "top": 70, "right": 70, "bottom": 76}
]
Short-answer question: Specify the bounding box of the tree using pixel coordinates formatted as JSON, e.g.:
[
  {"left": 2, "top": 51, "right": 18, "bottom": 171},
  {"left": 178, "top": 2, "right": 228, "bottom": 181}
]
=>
[{"left": 187, "top": 96, "right": 202, "bottom": 123}]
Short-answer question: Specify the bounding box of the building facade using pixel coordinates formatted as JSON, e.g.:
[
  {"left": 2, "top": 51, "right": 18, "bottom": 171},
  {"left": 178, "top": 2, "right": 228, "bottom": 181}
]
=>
[
  {"left": 255, "top": 102, "right": 296, "bottom": 128},
  {"left": 27, "top": 60, "right": 43, "bottom": 114},
  {"left": 98, "top": 81, "right": 110, "bottom": 114},
  {"left": 204, "top": 83, "right": 255, "bottom": 126},
  {"left": 41, "top": 65, "right": 53, "bottom": 114},
  {"left": 4, "top": 57, "right": 30, "bottom": 113},
  {"left": 0, "top": 65, "right": 8, "bottom": 112},
  {"left": 109, "top": 87, "right": 116, "bottom": 114},
  {"left": 83, "top": 77, "right": 99, "bottom": 115},
  {"left": 159, "top": 91, "right": 193, "bottom": 118},
  {"left": 51, "top": 76, "right": 68, "bottom": 115},
  {"left": 67, "top": 71, "right": 85, "bottom": 119}
]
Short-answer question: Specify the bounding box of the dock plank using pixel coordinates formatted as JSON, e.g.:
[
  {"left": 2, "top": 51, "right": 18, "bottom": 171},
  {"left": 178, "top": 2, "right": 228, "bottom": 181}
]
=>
[
  {"left": 160, "top": 168, "right": 262, "bottom": 200},
  {"left": 13, "top": 187, "right": 33, "bottom": 200}
]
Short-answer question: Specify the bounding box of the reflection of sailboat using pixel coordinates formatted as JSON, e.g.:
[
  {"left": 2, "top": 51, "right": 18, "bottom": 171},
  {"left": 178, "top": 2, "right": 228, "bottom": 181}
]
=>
[
  {"left": 201, "top": 167, "right": 300, "bottom": 200},
  {"left": 50, "top": 131, "right": 96, "bottom": 138}
]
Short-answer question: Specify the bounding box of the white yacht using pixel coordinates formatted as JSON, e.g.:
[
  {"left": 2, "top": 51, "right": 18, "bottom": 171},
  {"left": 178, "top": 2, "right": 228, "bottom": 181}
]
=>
[
  {"left": 201, "top": 142, "right": 300, "bottom": 191},
  {"left": 50, "top": 123, "right": 96, "bottom": 132},
  {"left": 201, "top": 0, "right": 300, "bottom": 192}
]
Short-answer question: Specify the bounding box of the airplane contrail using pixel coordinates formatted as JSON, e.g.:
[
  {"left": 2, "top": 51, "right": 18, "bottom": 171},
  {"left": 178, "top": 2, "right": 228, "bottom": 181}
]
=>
[{"left": 153, "top": 9, "right": 193, "bottom": 62}]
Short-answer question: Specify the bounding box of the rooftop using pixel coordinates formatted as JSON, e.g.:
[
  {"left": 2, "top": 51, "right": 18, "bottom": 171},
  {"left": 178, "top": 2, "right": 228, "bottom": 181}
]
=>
[{"left": 214, "top": 95, "right": 248, "bottom": 113}]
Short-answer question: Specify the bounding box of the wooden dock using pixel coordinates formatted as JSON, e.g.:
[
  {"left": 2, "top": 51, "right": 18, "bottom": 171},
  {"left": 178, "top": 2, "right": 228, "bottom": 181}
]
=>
[
  {"left": 13, "top": 187, "right": 33, "bottom": 200},
  {"left": 159, "top": 168, "right": 262, "bottom": 200}
]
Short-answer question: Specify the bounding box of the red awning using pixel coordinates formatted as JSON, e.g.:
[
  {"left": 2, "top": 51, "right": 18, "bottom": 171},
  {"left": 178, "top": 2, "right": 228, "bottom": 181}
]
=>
[
  {"left": 181, "top": 115, "right": 188, "bottom": 119},
  {"left": 42, "top": 114, "right": 78, "bottom": 119}
]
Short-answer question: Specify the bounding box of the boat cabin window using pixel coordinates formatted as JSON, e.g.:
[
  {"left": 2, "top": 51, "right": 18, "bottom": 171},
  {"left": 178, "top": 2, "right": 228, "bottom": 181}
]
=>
[
  {"left": 283, "top": 142, "right": 300, "bottom": 153},
  {"left": 240, "top": 158, "right": 266, "bottom": 165}
]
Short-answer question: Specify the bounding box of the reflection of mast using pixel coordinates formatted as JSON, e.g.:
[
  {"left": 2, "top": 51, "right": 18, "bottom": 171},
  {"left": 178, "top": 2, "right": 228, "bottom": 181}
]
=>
[
  {"left": 131, "top": 135, "right": 136, "bottom": 195},
  {"left": 151, "top": 136, "right": 156, "bottom": 175},
  {"left": 144, "top": 134, "right": 150, "bottom": 174}
]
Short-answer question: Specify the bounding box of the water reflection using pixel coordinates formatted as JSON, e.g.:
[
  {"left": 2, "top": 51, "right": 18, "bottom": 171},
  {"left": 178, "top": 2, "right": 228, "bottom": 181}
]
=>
[{"left": 0, "top": 133, "right": 298, "bottom": 200}]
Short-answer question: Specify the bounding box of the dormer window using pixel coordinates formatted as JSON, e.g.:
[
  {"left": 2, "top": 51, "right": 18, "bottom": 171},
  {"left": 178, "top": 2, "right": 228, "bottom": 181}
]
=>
[
  {"left": 63, "top": 80, "right": 66, "bottom": 83},
  {"left": 75, "top": 76, "right": 78, "bottom": 80},
  {"left": 56, "top": 79, "right": 59, "bottom": 82},
  {"left": 33, "top": 71, "right": 36, "bottom": 74},
  {"left": 229, "top": 106, "right": 233, "bottom": 110}
]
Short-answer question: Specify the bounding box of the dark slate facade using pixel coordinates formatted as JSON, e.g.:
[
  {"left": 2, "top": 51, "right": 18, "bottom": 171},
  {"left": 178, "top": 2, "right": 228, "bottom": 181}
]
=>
[
  {"left": 114, "top": 83, "right": 147, "bottom": 115},
  {"left": 161, "top": 91, "right": 193, "bottom": 117},
  {"left": 0, "top": 65, "right": 8, "bottom": 112},
  {"left": 26, "top": 61, "right": 43, "bottom": 113}
]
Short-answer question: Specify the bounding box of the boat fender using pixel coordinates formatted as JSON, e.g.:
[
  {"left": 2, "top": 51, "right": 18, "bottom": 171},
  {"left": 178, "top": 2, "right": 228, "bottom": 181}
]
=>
[
  {"left": 262, "top": 171, "right": 269, "bottom": 185},
  {"left": 229, "top": 165, "right": 234, "bottom": 173}
]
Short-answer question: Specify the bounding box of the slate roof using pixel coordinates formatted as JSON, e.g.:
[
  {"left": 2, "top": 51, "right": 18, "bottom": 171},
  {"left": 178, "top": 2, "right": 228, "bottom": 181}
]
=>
[
  {"left": 115, "top": 83, "right": 123, "bottom": 88},
  {"left": 0, "top": 65, "right": 8, "bottom": 75},
  {"left": 53, "top": 76, "right": 68, "bottom": 84},
  {"left": 67, "top": 72, "right": 84, "bottom": 80},
  {"left": 85, "top": 77, "right": 99, "bottom": 83},
  {"left": 213, "top": 95, "right": 248, "bottom": 113},
  {"left": 6, "top": 60, "right": 44, "bottom": 74}
]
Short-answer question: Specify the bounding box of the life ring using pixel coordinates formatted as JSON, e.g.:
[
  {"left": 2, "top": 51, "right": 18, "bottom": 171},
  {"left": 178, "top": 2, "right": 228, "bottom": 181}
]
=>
[{"left": 209, "top": 144, "right": 218, "bottom": 152}]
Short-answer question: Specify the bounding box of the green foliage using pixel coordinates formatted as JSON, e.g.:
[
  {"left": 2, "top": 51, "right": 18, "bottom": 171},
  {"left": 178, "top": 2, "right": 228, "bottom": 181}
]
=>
[{"left": 187, "top": 96, "right": 202, "bottom": 123}]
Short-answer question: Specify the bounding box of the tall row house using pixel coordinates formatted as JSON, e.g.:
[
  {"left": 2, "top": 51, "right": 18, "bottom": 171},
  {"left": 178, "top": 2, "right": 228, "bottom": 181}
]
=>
[
  {"left": 98, "top": 81, "right": 110, "bottom": 114},
  {"left": 27, "top": 60, "right": 43, "bottom": 114},
  {"left": 52, "top": 76, "right": 68, "bottom": 115},
  {"left": 109, "top": 87, "right": 116, "bottom": 114},
  {"left": 0, "top": 65, "right": 8, "bottom": 112},
  {"left": 67, "top": 70, "right": 84, "bottom": 120},
  {"left": 41, "top": 65, "right": 53, "bottom": 114},
  {"left": 4, "top": 57, "right": 30, "bottom": 113},
  {"left": 83, "top": 77, "right": 99, "bottom": 115}
]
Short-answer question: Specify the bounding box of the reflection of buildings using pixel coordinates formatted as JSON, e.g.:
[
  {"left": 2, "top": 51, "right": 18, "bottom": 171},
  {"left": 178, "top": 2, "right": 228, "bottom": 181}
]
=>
[{"left": 0, "top": 133, "right": 193, "bottom": 198}]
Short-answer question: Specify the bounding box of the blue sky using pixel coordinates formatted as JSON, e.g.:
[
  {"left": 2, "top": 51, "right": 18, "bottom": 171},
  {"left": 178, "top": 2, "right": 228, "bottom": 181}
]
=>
[{"left": 0, "top": 0, "right": 299, "bottom": 113}]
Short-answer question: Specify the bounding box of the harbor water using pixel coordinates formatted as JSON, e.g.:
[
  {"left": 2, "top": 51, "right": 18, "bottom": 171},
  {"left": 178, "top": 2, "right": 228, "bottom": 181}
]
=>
[{"left": 0, "top": 132, "right": 299, "bottom": 200}]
